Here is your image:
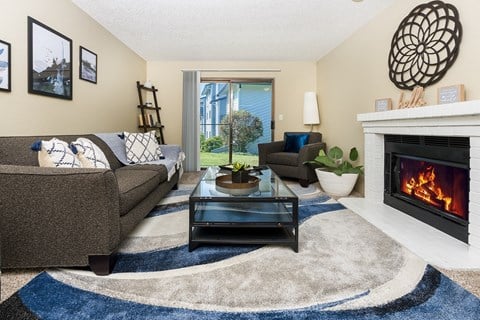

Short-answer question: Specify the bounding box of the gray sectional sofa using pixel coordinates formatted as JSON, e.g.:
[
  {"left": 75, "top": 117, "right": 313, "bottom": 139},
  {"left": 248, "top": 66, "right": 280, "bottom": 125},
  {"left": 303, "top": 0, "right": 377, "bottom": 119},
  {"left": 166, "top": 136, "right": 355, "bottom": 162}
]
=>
[{"left": 0, "top": 134, "right": 181, "bottom": 275}]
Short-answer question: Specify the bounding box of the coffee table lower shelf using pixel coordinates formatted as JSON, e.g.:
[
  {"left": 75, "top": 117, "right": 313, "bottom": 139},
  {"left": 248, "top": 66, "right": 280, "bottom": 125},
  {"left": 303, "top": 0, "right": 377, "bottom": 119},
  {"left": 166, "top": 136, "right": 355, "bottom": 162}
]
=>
[{"left": 189, "top": 226, "right": 298, "bottom": 252}]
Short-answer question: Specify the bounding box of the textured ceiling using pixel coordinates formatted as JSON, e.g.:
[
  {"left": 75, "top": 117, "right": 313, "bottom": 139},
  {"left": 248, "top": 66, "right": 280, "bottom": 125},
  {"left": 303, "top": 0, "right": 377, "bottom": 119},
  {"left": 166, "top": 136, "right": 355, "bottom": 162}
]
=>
[{"left": 71, "top": 0, "right": 395, "bottom": 61}]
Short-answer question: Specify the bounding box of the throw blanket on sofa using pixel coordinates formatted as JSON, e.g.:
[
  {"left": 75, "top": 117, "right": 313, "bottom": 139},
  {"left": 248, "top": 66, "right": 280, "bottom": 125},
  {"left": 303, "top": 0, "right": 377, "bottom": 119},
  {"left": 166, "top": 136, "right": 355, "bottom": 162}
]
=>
[{"left": 95, "top": 133, "right": 185, "bottom": 181}]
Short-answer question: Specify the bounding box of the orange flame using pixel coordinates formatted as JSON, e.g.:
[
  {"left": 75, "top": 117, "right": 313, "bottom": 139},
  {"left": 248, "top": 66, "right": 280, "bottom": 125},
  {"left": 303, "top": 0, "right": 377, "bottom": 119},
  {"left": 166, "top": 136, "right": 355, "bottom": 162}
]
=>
[{"left": 402, "top": 165, "right": 453, "bottom": 212}]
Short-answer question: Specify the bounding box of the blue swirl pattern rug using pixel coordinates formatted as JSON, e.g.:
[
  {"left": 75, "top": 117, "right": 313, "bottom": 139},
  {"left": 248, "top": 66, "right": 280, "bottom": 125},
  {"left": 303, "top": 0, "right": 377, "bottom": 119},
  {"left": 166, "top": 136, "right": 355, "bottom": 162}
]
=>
[{"left": 1, "top": 184, "right": 479, "bottom": 319}]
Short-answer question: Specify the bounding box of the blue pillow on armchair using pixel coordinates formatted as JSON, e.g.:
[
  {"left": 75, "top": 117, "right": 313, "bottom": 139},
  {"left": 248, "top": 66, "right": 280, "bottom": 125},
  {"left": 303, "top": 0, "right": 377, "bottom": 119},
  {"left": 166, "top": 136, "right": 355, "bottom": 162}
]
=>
[{"left": 284, "top": 133, "right": 310, "bottom": 153}]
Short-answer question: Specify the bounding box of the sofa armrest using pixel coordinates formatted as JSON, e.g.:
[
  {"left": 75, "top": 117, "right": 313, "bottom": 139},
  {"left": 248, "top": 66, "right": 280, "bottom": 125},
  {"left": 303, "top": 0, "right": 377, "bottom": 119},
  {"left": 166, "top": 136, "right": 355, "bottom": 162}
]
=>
[
  {"left": 0, "top": 165, "right": 121, "bottom": 268},
  {"left": 258, "top": 141, "right": 285, "bottom": 165},
  {"left": 298, "top": 142, "right": 326, "bottom": 165}
]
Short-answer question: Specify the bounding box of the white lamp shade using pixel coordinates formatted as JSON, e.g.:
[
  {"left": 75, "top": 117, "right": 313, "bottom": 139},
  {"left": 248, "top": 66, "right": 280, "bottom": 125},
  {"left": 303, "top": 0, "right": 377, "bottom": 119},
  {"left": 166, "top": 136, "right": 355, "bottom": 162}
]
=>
[{"left": 303, "top": 92, "right": 320, "bottom": 125}]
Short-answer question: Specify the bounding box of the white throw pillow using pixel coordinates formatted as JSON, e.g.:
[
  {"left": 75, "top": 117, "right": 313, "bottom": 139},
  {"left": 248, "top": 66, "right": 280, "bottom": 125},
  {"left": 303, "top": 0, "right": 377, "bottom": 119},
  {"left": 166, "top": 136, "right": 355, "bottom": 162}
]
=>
[
  {"left": 71, "top": 137, "right": 111, "bottom": 169},
  {"left": 124, "top": 131, "right": 163, "bottom": 163},
  {"left": 35, "top": 138, "right": 82, "bottom": 168}
]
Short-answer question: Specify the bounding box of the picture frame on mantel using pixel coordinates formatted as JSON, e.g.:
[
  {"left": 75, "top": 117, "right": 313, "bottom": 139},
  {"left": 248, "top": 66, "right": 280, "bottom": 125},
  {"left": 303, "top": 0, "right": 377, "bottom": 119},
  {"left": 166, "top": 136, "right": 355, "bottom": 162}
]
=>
[
  {"left": 79, "top": 46, "right": 97, "bottom": 84},
  {"left": 437, "top": 84, "right": 465, "bottom": 105},
  {"left": 28, "top": 16, "right": 72, "bottom": 100},
  {"left": 375, "top": 98, "right": 392, "bottom": 112},
  {"left": 0, "top": 39, "right": 11, "bottom": 92}
]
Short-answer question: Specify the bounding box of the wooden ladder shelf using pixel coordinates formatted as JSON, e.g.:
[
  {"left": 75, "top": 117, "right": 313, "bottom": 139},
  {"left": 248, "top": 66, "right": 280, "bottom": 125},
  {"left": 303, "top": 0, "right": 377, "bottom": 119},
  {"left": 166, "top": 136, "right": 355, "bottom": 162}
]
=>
[{"left": 136, "top": 81, "right": 165, "bottom": 144}]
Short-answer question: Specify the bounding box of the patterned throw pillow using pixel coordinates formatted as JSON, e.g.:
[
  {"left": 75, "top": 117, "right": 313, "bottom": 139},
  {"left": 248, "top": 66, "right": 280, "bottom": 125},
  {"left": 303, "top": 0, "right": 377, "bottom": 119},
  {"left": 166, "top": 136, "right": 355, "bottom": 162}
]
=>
[
  {"left": 71, "top": 138, "right": 110, "bottom": 169},
  {"left": 32, "top": 138, "right": 82, "bottom": 168},
  {"left": 124, "top": 131, "right": 164, "bottom": 163}
]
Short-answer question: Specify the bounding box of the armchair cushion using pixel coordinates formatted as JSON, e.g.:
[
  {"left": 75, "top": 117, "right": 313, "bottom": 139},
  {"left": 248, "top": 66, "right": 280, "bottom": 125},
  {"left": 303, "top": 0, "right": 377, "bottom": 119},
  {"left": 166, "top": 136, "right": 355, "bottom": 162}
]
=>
[
  {"left": 283, "top": 133, "right": 310, "bottom": 153},
  {"left": 266, "top": 152, "right": 299, "bottom": 166}
]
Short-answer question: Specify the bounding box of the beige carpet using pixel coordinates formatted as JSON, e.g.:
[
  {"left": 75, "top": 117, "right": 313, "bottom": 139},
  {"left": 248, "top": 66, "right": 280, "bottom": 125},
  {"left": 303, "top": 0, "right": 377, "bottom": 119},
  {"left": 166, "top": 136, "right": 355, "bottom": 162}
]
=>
[{"left": 2, "top": 171, "right": 480, "bottom": 304}]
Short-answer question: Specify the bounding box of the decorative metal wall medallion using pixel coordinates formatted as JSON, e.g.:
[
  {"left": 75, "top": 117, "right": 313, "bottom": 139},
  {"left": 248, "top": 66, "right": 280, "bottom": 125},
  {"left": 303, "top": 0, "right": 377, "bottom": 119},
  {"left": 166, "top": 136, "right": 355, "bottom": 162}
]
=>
[{"left": 388, "top": 1, "right": 462, "bottom": 90}]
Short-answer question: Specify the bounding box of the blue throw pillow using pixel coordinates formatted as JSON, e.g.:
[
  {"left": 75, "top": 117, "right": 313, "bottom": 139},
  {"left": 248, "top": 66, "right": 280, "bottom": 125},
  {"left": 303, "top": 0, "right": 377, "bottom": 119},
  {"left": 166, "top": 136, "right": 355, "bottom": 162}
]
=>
[{"left": 284, "top": 133, "right": 310, "bottom": 153}]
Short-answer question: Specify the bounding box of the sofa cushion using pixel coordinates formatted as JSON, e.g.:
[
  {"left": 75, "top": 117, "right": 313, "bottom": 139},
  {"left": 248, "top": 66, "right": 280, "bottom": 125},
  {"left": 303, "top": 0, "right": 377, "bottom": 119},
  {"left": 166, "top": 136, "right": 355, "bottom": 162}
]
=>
[
  {"left": 266, "top": 152, "right": 299, "bottom": 166},
  {"left": 115, "top": 167, "right": 161, "bottom": 216},
  {"left": 117, "top": 164, "right": 168, "bottom": 183},
  {"left": 283, "top": 133, "right": 310, "bottom": 153},
  {"left": 33, "top": 138, "right": 82, "bottom": 168},
  {"left": 71, "top": 137, "right": 110, "bottom": 169},
  {"left": 124, "top": 131, "right": 164, "bottom": 163}
]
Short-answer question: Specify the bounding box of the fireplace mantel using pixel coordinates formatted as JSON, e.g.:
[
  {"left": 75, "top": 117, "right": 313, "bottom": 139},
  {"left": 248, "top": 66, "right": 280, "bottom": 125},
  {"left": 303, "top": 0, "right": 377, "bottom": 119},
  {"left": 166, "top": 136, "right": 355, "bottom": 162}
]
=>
[
  {"left": 338, "top": 99, "right": 480, "bottom": 269},
  {"left": 358, "top": 100, "right": 480, "bottom": 138},
  {"left": 358, "top": 100, "right": 480, "bottom": 122}
]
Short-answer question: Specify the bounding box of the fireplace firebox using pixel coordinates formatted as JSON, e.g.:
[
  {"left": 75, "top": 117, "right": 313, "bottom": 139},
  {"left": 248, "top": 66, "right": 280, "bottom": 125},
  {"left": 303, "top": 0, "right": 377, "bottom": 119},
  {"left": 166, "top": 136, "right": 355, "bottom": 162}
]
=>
[{"left": 384, "top": 135, "right": 470, "bottom": 243}]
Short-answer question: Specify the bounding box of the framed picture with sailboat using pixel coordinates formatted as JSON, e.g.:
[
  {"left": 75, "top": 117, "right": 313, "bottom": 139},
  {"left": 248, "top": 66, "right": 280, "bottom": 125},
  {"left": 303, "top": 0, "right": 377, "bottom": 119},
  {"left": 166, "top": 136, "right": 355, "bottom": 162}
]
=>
[{"left": 28, "top": 16, "right": 73, "bottom": 100}]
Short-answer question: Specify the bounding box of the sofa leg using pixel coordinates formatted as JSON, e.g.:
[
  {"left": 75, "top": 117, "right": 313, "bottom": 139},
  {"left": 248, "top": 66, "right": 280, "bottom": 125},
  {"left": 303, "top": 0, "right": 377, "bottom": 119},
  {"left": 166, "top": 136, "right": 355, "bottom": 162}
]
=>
[
  {"left": 89, "top": 254, "right": 115, "bottom": 276},
  {"left": 172, "top": 183, "right": 179, "bottom": 190},
  {"left": 299, "top": 179, "right": 309, "bottom": 188}
]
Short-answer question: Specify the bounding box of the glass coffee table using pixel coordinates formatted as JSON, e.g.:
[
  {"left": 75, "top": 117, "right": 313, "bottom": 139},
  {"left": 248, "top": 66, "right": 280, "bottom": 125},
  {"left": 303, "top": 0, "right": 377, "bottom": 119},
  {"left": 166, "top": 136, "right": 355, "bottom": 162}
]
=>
[{"left": 189, "top": 166, "right": 298, "bottom": 252}]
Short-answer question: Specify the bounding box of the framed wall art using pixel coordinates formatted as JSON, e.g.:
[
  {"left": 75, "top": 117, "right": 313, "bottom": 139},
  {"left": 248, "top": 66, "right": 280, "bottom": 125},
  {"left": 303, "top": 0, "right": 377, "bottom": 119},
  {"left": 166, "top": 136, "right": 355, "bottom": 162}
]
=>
[
  {"left": 0, "top": 39, "right": 11, "bottom": 92},
  {"left": 375, "top": 98, "right": 392, "bottom": 112},
  {"left": 437, "top": 84, "right": 465, "bottom": 104},
  {"left": 28, "top": 17, "right": 72, "bottom": 100},
  {"left": 79, "top": 46, "right": 97, "bottom": 84},
  {"left": 388, "top": 1, "right": 462, "bottom": 90}
]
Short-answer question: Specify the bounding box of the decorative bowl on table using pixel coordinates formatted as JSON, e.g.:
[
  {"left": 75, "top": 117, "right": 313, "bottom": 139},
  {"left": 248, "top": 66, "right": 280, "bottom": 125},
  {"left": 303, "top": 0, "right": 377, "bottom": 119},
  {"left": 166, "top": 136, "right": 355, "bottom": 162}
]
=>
[{"left": 215, "top": 174, "right": 260, "bottom": 196}]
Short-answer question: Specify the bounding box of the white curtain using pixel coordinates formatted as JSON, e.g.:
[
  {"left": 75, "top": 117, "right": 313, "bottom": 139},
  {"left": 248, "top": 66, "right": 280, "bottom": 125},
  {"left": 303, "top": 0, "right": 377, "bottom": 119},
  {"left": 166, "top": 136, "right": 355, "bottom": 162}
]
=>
[{"left": 182, "top": 71, "right": 200, "bottom": 171}]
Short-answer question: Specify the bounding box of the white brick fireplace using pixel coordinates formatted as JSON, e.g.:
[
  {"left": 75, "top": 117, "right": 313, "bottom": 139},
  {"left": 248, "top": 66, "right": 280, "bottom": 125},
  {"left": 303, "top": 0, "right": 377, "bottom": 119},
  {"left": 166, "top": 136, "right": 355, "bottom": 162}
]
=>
[{"left": 339, "top": 100, "right": 480, "bottom": 269}]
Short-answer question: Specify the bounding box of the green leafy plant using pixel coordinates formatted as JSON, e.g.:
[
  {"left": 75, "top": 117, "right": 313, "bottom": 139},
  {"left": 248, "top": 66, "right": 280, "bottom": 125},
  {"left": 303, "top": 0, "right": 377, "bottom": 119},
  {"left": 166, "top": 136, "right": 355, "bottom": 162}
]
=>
[
  {"left": 201, "top": 136, "right": 224, "bottom": 152},
  {"left": 232, "top": 161, "right": 250, "bottom": 172},
  {"left": 220, "top": 110, "right": 263, "bottom": 153},
  {"left": 305, "top": 146, "right": 364, "bottom": 176}
]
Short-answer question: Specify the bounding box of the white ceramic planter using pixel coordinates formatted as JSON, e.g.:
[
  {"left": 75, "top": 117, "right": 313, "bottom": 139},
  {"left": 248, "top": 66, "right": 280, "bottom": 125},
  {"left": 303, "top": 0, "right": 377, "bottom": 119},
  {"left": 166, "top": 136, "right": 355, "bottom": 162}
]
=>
[{"left": 315, "top": 169, "right": 359, "bottom": 197}]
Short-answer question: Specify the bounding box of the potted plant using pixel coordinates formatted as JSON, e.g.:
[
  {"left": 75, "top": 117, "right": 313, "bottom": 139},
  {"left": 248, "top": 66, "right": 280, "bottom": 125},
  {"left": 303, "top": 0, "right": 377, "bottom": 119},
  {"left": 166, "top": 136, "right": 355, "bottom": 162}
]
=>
[
  {"left": 305, "top": 146, "right": 364, "bottom": 197},
  {"left": 231, "top": 161, "right": 251, "bottom": 183}
]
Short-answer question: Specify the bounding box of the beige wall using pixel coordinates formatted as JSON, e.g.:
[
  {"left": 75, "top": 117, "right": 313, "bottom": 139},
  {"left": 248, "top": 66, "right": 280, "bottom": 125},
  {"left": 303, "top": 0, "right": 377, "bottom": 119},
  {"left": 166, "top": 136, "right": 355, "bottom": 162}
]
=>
[
  {"left": 316, "top": 0, "right": 480, "bottom": 192},
  {"left": 0, "top": 0, "right": 146, "bottom": 136},
  {"left": 147, "top": 61, "right": 317, "bottom": 145}
]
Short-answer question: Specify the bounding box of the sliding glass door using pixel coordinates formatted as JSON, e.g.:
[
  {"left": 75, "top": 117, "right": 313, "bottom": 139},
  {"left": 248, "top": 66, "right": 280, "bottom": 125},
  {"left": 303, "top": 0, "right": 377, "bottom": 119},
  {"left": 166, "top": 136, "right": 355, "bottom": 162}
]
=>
[{"left": 199, "top": 79, "right": 273, "bottom": 167}]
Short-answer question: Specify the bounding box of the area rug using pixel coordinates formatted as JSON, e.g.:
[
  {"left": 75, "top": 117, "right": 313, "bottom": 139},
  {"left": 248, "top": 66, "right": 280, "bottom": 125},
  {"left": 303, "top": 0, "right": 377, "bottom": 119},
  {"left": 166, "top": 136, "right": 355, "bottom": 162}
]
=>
[{"left": 1, "top": 184, "right": 479, "bottom": 319}]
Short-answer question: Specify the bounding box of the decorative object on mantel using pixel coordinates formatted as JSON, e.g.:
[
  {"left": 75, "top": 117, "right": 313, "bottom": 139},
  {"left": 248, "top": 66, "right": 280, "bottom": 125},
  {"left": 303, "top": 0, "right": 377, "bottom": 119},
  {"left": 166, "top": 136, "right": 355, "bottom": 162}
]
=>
[
  {"left": 437, "top": 84, "right": 465, "bottom": 104},
  {"left": 375, "top": 98, "right": 392, "bottom": 112},
  {"left": 303, "top": 92, "right": 320, "bottom": 131},
  {"left": 305, "top": 146, "right": 363, "bottom": 197},
  {"left": 398, "top": 86, "right": 427, "bottom": 109},
  {"left": 388, "top": 1, "right": 462, "bottom": 90}
]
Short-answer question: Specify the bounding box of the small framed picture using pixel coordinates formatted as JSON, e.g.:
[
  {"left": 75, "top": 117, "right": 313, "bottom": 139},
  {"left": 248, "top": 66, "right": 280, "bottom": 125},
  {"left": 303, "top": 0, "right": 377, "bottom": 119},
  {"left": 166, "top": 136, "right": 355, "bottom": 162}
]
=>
[
  {"left": 28, "top": 16, "right": 72, "bottom": 100},
  {"left": 375, "top": 98, "right": 392, "bottom": 112},
  {"left": 0, "top": 39, "right": 11, "bottom": 92},
  {"left": 79, "top": 46, "right": 97, "bottom": 84},
  {"left": 437, "top": 84, "right": 465, "bottom": 104}
]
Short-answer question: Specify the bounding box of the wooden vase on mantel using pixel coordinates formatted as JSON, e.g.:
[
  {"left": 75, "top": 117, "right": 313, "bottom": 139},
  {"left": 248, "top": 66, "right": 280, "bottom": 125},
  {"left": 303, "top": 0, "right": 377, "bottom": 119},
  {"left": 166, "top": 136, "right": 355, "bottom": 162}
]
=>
[{"left": 232, "top": 170, "right": 250, "bottom": 183}]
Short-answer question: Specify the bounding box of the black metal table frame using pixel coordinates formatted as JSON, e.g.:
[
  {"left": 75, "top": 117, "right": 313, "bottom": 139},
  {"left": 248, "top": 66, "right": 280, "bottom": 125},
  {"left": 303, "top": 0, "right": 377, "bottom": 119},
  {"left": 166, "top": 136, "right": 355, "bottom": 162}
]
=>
[{"left": 188, "top": 168, "right": 299, "bottom": 252}]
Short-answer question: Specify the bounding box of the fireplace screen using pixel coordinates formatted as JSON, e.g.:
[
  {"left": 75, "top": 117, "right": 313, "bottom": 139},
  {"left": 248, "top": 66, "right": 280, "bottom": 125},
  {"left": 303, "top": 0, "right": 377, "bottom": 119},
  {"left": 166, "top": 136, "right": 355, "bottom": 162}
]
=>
[{"left": 398, "top": 156, "right": 468, "bottom": 220}]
